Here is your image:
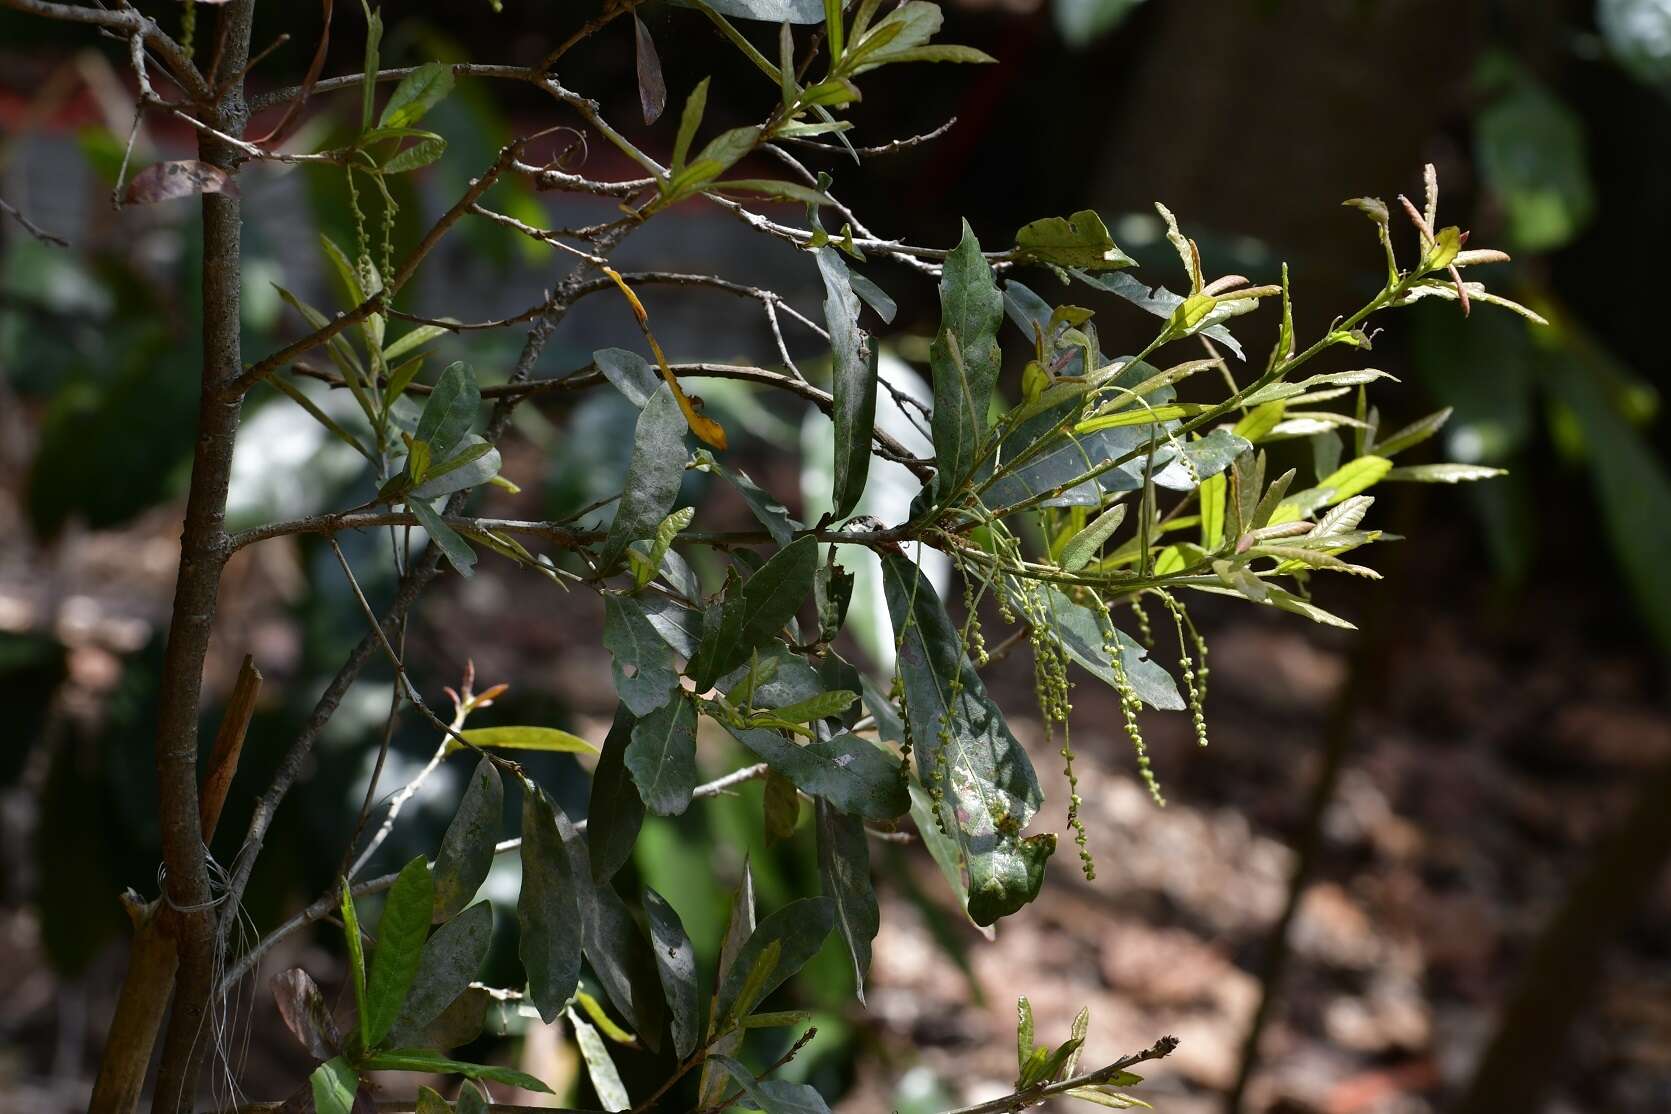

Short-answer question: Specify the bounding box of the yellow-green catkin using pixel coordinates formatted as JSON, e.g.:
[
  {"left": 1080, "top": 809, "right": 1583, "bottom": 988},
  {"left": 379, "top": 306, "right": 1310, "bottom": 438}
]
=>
[
  {"left": 1159, "top": 590, "right": 1209, "bottom": 749},
  {"left": 889, "top": 664, "right": 916, "bottom": 795},
  {"left": 956, "top": 554, "right": 989, "bottom": 666},
  {"left": 1131, "top": 595, "right": 1155, "bottom": 649},
  {"left": 181, "top": 0, "right": 197, "bottom": 59},
  {"left": 1096, "top": 595, "right": 1164, "bottom": 806}
]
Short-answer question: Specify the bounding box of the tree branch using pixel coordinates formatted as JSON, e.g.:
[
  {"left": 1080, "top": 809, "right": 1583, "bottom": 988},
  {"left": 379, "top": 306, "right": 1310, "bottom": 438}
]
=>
[
  {"left": 938, "top": 1037, "right": 1180, "bottom": 1114},
  {"left": 0, "top": 0, "right": 207, "bottom": 99}
]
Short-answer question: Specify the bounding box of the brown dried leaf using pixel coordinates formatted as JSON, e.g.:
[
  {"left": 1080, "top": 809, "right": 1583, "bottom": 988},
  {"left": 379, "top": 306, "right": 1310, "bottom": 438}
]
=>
[
  {"left": 271, "top": 967, "right": 341, "bottom": 1060},
  {"left": 125, "top": 160, "right": 239, "bottom": 205},
  {"left": 633, "top": 12, "right": 667, "bottom": 125}
]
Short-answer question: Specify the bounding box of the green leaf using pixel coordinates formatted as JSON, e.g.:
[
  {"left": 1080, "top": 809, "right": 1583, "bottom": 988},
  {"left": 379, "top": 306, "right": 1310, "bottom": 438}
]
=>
[
  {"left": 410, "top": 498, "right": 476, "bottom": 577},
  {"left": 365, "top": 856, "right": 434, "bottom": 1047},
  {"left": 360, "top": 1, "right": 383, "bottom": 132},
  {"left": 588, "top": 707, "right": 646, "bottom": 882},
  {"left": 310, "top": 1057, "right": 360, "bottom": 1114},
  {"left": 383, "top": 323, "right": 449, "bottom": 365},
  {"left": 568, "top": 1007, "right": 631, "bottom": 1111},
  {"left": 414, "top": 361, "right": 479, "bottom": 462},
  {"left": 601, "top": 383, "right": 688, "bottom": 569},
  {"left": 518, "top": 780, "right": 582, "bottom": 1023},
  {"left": 816, "top": 242, "right": 876, "bottom": 518},
  {"left": 361, "top": 1049, "right": 552, "bottom": 1092},
  {"left": 1064, "top": 1006, "right": 1091, "bottom": 1077},
  {"left": 415, "top": 1085, "right": 452, "bottom": 1114},
  {"left": 882, "top": 554, "right": 1054, "bottom": 925},
  {"left": 674, "top": 0, "right": 822, "bottom": 22},
  {"left": 389, "top": 900, "right": 491, "bottom": 1038},
  {"left": 816, "top": 799, "right": 878, "bottom": 1003},
  {"left": 457, "top": 725, "right": 597, "bottom": 755},
  {"left": 686, "top": 536, "right": 819, "bottom": 690},
  {"left": 671, "top": 78, "right": 710, "bottom": 173},
  {"left": 604, "top": 593, "right": 681, "bottom": 716},
  {"left": 931, "top": 220, "right": 1005, "bottom": 488},
  {"left": 713, "top": 897, "right": 836, "bottom": 1026},
  {"left": 1016, "top": 997, "right": 1036, "bottom": 1073},
  {"left": 697, "top": 864, "right": 756, "bottom": 1107},
  {"left": 723, "top": 724, "right": 907, "bottom": 820},
  {"left": 1059, "top": 502, "right": 1128, "bottom": 571},
  {"left": 710, "top": 1056, "right": 833, "bottom": 1113},
  {"left": 340, "top": 879, "right": 369, "bottom": 1047},
  {"left": 1015, "top": 210, "right": 1134, "bottom": 270},
  {"left": 763, "top": 689, "right": 859, "bottom": 725},
  {"left": 643, "top": 887, "right": 702, "bottom": 1059},
  {"left": 379, "top": 61, "right": 454, "bottom": 128},
  {"left": 1382, "top": 463, "right": 1506, "bottom": 483},
  {"left": 266, "top": 374, "right": 376, "bottom": 465},
  {"left": 1073, "top": 269, "right": 1246, "bottom": 360},
  {"left": 576, "top": 880, "right": 669, "bottom": 1056},
  {"left": 708, "top": 179, "right": 836, "bottom": 206},
  {"left": 411, "top": 437, "right": 499, "bottom": 500},
  {"left": 594, "top": 347, "right": 662, "bottom": 407},
  {"left": 692, "top": 451, "right": 799, "bottom": 545},
  {"left": 382, "top": 134, "right": 447, "bottom": 174},
  {"left": 908, "top": 778, "right": 977, "bottom": 922},
  {"left": 626, "top": 692, "right": 699, "bottom": 816},
  {"left": 1065, "top": 1086, "right": 1152, "bottom": 1109},
  {"left": 432, "top": 756, "right": 502, "bottom": 921},
  {"left": 632, "top": 506, "right": 695, "bottom": 590},
  {"left": 1370, "top": 407, "right": 1451, "bottom": 457}
]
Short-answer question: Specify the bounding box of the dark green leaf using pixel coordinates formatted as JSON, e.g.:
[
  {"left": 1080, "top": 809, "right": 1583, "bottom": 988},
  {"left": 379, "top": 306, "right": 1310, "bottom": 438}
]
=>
[
  {"left": 710, "top": 1057, "right": 833, "bottom": 1114},
  {"left": 626, "top": 692, "right": 699, "bottom": 816},
  {"left": 409, "top": 499, "right": 476, "bottom": 577},
  {"left": 931, "top": 221, "right": 1005, "bottom": 488},
  {"left": 366, "top": 856, "right": 434, "bottom": 1047},
  {"left": 692, "top": 451, "right": 799, "bottom": 545},
  {"left": 816, "top": 799, "right": 878, "bottom": 1002},
  {"left": 882, "top": 554, "right": 1054, "bottom": 924},
  {"left": 578, "top": 880, "right": 669, "bottom": 1056},
  {"left": 390, "top": 901, "right": 491, "bottom": 1037},
  {"left": 644, "top": 887, "right": 701, "bottom": 1059},
  {"left": 850, "top": 271, "right": 897, "bottom": 324},
  {"left": 518, "top": 781, "right": 582, "bottom": 1023},
  {"left": 817, "top": 241, "right": 876, "bottom": 518},
  {"left": 413, "top": 361, "right": 479, "bottom": 461},
  {"left": 362, "top": 1049, "right": 552, "bottom": 1092},
  {"left": 387, "top": 985, "right": 490, "bottom": 1052},
  {"left": 672, "top": 78, "right": 709, "bottom": 173},
  {"left": 604, "top": 593, "right": 681, "bottom": 716},
  {"left": 724, "top": 726, "right": 906, "bottom": 820},
  {"left": 713, "top": 897, "right": 835, "bottom": 1025},
  {"left": 432, "top": 756, "right": 502, "bottom": 921},
  {"left": 588, "top": 707, "right": 645, "bottom": 883},
  {"left": 601, "top": 383, "right": 688, "bottom": 568},
  {"left": 697, "top": 864, "right": 755, "bottom": 1106},
  {"left": 686, "top": 536, "right": 819, "bottom": 689}
]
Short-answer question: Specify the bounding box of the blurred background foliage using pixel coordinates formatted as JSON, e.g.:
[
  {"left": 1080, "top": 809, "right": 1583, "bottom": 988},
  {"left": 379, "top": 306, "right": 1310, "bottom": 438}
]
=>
[{"left": 1, "top": 1, "right": 1669, "bottom": 1112}]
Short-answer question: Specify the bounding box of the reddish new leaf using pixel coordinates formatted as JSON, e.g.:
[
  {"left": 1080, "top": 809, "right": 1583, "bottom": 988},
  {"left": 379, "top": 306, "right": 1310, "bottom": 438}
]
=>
[
  {"left": 271, "top": 967, "right": 341, "bottom": 1060},
  {"left": 125, "top": 160, "right": 239, "bottom": 205},
  {"left": 633, "top": 12, "right": 666, "bottom": 124}
]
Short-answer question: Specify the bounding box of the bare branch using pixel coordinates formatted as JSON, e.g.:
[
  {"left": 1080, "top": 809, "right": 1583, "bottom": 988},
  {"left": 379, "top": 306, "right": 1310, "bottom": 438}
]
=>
[{"left": 0, "top": 195, "right": 69, "bottom": 247}]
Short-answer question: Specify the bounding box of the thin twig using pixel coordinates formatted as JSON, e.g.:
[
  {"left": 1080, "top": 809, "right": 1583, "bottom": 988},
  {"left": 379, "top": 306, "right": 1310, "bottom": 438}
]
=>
[{"left": 0, "top": 195, "right": 68, "bottom": 247}]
